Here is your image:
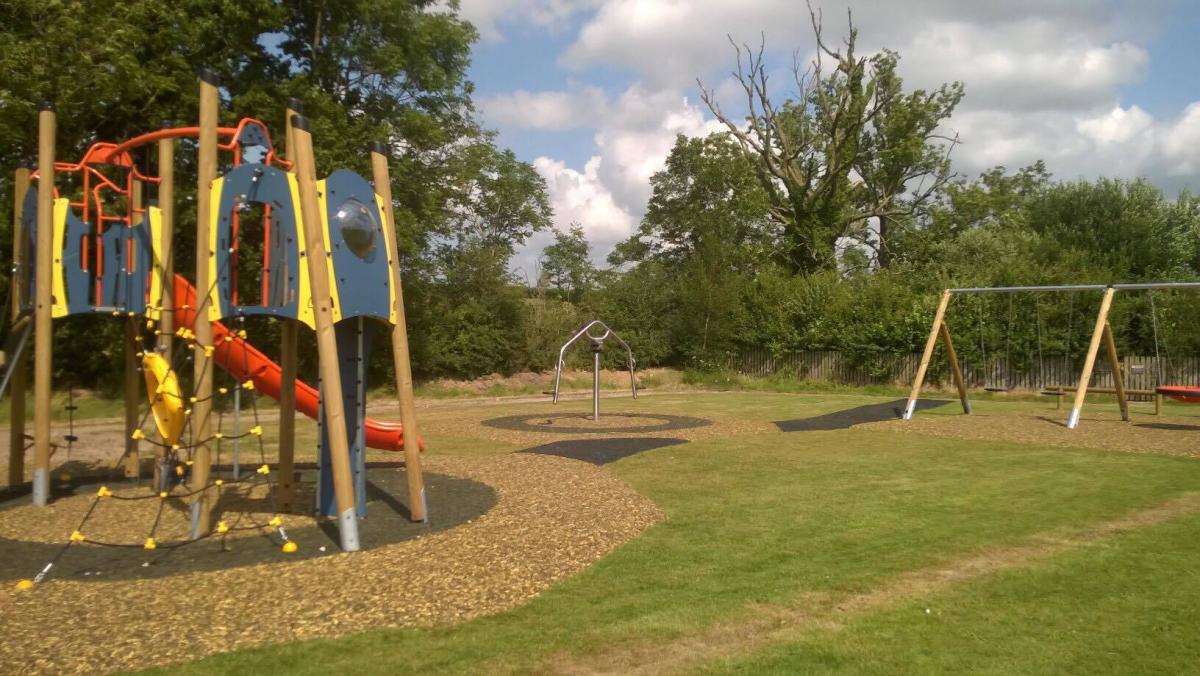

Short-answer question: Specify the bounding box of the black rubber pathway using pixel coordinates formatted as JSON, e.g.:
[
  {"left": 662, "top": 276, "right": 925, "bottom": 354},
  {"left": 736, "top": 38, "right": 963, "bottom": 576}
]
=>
[{"left": 774, "top": 398, "right": 950, "bottom": 432}]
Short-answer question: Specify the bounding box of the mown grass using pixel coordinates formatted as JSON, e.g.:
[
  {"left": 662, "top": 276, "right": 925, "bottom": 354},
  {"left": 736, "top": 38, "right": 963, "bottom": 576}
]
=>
[{"left": 142, "top": 390, "right": 1200, "bottom": 675}]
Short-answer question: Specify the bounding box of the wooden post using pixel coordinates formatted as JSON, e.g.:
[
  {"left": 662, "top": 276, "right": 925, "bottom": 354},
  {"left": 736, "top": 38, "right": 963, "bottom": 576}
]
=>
[
  {"left": 903, "top": 289, "right": 956, "bottom": 419},
  {"left": 1067, "top": 287, "right": 1115, "bottom": 429},
  {"left": 938, "top": 321, "right": 972, "bottom": 415},
  {"left": 189, "top": 72, "right": 218, "bottom": 536},
  {"left": 1155, "top": 393, "right": 1162, "bottom": 415},
  {"left": 370, "top": 142, "right": 427, "bottom": 522},
  {"left": 123, "top": 181, "right": 142, "bottom": 479},
  {"left": 292, "top": 115, "right": 360, "bottom": 551},
  {"left": 153, "top": 125, "right": 175, "bottom": 490},
  {"left": 8, "top": 166, "right": 30, "bottom": 487},
  {"left": 31, "top": 103, "right": 55, "bottom": 506},
  {"left": 156, "top": 123, "right": 175, "bottom": 356},
  {"left": 1102, "top": 321, "right": 1129, "bottom": 421},
  {"left": 276, "top": 99, "right": 302, "bottom": 511}
]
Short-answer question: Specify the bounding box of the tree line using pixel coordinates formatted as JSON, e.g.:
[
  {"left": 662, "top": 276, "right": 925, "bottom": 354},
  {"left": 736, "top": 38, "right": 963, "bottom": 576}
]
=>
[{"left": 2, "top": 2, "right": 1198, "bottom": 391}]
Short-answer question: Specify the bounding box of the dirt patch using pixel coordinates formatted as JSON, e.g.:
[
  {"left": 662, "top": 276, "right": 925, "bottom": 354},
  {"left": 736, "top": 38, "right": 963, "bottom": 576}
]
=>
[
  {"left": 421, "top": 368, "right": 680, "bottom": 397},
  {"left": 868, "top": 412, "right": 1200, "bottom": 458},
  {"left": 0, "top": 454, "right": 664, "bottom": 674},
  {"left": 540, "top": 492, "right": 1200, "bottom": 675}
]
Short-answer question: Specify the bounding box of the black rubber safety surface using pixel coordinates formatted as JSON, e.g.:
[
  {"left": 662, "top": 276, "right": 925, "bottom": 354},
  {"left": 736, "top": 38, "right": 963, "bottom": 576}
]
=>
[
  {"left": 0, "top": 467, "right": 495, "bottom": 582},
  {"left": 483, "top": 412, "right": 711, "bottom": 434},
  {"left": 520, "top": 437, "right": 689, "bottom": 465},
  {"left": 774, "top": 398, "right": 950, "bottom": 432}
]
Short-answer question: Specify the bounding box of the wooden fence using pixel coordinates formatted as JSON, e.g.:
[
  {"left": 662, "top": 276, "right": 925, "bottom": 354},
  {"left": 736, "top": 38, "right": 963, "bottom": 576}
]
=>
[{"left": 725, "top": 349, "right": 1200, "bottom": 391}]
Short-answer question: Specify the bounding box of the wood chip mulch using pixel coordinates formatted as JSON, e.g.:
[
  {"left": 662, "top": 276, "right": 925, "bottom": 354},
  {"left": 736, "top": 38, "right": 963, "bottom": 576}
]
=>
[
  {"left": 0, "top": 454, "right": 663, "bottom": 674},
  {"left": 867, "top": 412, "right": 1200, "bottom": 458}
]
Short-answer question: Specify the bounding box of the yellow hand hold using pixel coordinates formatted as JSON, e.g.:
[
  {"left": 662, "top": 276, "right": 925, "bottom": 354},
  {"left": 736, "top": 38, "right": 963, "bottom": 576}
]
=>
[
  {"left": 250, "top": 425, "right": 263, "bottom": 436},
  {"left": 218, "top": 387, "right": 228, "bottom": 395},
  {"left": 14, "top": 579, "right": 34, "bottom": 591},
  {"left": 257, "top": 464, "right": 270, "bottom": 475},
  {"left": 269, "top": 516, "right": 282, "bottom": 528},
  {"left": 214, "top": 479, "right": 223, "bottom": 486},
  {"left": 131, "top": 429, "right": 146, "bottom": 440},
  {"left": 144, "top": 537, "right": 157, "bottom": 550},
  {"left": 216, "top": 521, "right": 230, "bottom": 534},
  {"left": 69, "top": 530, "right": 85, "bottom": 543},
  {"left": 282, "top": 541, "right": 298, "bottom": 553},
  {"left": 242, "top": 380, "right": 255, "bottom": 391},
  {"left": 237, "top": 329, "right": 248, "bottom": 339},
  {"left": 96, "top": 486, "right": 112, "bottom": 498},
  {"left": 159, "top": 491, "right": 169, "bottom": 499},
  {"left": 203, "top": 345, "right": 215, "bottom": 357},
  {"left": 175, "top": 465, "right": 185, "bottom": 476}
]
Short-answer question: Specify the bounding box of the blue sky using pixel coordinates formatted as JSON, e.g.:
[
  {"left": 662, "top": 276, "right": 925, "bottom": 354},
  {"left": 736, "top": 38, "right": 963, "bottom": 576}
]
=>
[{"left": 450, "top": 1, "right": 1200, "bottom": 274}]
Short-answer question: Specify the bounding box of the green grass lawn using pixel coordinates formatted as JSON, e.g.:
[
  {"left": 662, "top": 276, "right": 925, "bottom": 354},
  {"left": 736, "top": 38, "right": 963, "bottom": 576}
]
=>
[{"left": 128, "top": 388, "right": 1200, "bottom": 675}]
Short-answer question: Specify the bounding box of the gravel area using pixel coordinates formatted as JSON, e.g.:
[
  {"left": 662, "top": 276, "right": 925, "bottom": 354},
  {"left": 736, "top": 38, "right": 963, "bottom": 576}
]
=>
[
  {"left": 0, "top": 454, "right": 664, "bottom": 674},
  {"left": 868, "top": 412, "right": 1200, "bottom": 458}
]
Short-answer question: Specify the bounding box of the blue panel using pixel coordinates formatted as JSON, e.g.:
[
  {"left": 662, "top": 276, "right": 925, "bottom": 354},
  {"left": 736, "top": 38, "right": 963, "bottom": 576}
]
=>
[
  {"left": 97, "top": 218, "right": 149, "bottom": 315},
  {"left": 212, "top": 163, "right": 302, "bottom": 322},
  {"left": 316, "top": 318, "right": 374, "bottom": 518},
  {"left": 323, "top": 170, "right": 391, "bottom": 322},
  {"left": 60, "top": 208, "right": 93, "bottom": 315}
]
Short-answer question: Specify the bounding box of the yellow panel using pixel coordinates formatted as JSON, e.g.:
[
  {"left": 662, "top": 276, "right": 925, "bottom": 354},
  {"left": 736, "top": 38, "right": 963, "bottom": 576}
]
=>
[
  {"left": 375, "top": 192, "right": 398, "bottom": 325},
  {"left": 290, "top": 173, "right": 316, "bottom": 330},
  {"left": 50, "top": 198, "right": 68, "bottom": 319},
  {"left": 207, "top": 176, "right": 225, "bottom": 323},
  {"left": 146, "top": 206, "right": 164, "bottom": 321},
  {"left": 315, "top": 179, "right": 342, "bottom": 324}
]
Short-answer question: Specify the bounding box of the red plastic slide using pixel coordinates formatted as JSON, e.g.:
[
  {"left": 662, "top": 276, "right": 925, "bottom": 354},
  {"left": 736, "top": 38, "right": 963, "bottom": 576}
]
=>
[{"left": 172, "top": 275, "right": 415, "bottom": 452}]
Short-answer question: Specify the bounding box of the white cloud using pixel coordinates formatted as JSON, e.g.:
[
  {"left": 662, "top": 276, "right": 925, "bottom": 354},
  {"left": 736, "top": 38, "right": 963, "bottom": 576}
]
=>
[
  {"left": 479, "top": 85, "right": 609, "bottom": 130},
  {"left": 452, "top": 0, "right": 598, "bottom": 41},
  {"left": 534, "top": 155, "right": 635, "bottom": 245}
]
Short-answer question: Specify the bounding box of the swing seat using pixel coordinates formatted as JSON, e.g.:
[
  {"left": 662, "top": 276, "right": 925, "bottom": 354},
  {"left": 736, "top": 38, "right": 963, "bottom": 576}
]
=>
[
  {"left": 983, "top": 386, "right": 1010, "bottom": 393},
  {"left": 1156, "top": 386, "right": 1200, "bottom": 403}
]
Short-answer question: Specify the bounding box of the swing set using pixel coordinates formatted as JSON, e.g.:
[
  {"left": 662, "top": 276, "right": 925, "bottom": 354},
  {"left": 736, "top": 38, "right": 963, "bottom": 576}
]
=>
[{"left": 904, "top": 282, "right": 1200, "bottom": 429}]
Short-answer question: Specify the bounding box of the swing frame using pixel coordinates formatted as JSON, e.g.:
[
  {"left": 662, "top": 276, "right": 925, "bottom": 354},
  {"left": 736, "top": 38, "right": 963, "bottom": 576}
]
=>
[{"left": 903, "top": 282, "right": 1200, "bottom": 429}]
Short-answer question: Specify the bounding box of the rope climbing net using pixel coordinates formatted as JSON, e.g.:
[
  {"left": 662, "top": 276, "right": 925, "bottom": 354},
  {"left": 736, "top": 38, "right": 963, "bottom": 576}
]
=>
[{"left": 16, "top": 259, "right": 298, "bottom": 590}]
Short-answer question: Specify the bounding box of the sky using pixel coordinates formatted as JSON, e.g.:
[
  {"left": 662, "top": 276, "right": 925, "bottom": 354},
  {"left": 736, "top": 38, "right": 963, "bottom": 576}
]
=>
[{"left": 449, "top": 0, "right": 1200, "bottom": 278}]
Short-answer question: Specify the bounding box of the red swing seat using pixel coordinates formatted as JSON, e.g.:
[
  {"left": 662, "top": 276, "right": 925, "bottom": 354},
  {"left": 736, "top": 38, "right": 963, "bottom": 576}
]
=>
[{"left": 1156, "top": 385, "right": 1200, "bottom": 403}]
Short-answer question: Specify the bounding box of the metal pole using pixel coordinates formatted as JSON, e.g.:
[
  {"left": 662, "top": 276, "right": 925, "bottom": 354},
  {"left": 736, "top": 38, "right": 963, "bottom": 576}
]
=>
[
  {"left": 8, "top": 166, "right": 30, "bottom": 487},
  {"left": 292, "top": 114, "right": 360, "bottom": 551},
  {"left": 370, "top": 142, "right": 427, "bottom": 522},
  {"left": 189, "top": 70, "right": 218, "bottom": 536},
  {"left": 31, "top": 102, "right": 55, "bottom": 506},
  {"left": 592, "top": 340, "right": 601, "bottom": 420}
]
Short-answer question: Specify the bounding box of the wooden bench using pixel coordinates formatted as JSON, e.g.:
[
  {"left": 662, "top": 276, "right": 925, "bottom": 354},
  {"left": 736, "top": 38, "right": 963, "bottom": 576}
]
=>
[{"left": 1040, "top": 385, "right": 1162, "bottom": 414}]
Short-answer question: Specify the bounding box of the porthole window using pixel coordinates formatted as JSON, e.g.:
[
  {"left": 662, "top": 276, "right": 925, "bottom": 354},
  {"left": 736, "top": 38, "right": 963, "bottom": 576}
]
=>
[{"left": 335, "top": 198, "right": 378, "bottom": 260}]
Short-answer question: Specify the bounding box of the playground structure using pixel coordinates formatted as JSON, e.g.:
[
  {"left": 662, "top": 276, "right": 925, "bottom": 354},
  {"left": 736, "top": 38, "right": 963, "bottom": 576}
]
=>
[
  {"left": 551, "top": 320, "right": 637, "bottom": 421},
  {"left": 4, "top": 71, "right": 427, "bottom": 561},
  {"left": 903, "top": 282, "right": 1200, "bottom": 429}
]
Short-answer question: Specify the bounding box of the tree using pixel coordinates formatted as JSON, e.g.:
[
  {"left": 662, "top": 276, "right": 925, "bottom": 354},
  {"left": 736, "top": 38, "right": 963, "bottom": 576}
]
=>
[
  {"left": 698, "top": 5, "right": 962, "bottom": 273},
  {"left": 541, "top": 224, "right": 596, "bottom": 301}
]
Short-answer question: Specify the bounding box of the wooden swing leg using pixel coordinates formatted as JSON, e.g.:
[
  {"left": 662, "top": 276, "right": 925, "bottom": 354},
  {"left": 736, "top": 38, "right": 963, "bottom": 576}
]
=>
[
  {"left": 1102, "top": 321, "right": 1129, "bottom": 422},
  {"left": 939, "top": 321, "right": 971, "bottom": 414},
  {"left": 1068, "top": 287, "right": 1115, "bottom": 429},
  {"left": 904, "top": 290, "right": 952, "bottom": 420}
]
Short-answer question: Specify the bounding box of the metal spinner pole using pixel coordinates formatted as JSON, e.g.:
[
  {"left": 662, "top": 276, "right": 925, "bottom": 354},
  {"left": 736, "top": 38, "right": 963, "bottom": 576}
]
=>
[{"left": 592, "top": 338, "right": 602, "bottom": 420}]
